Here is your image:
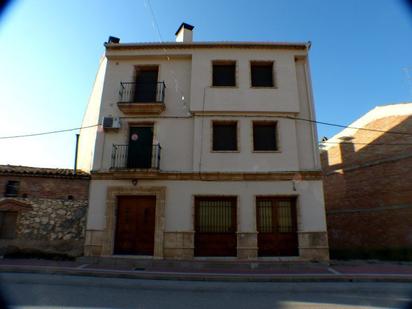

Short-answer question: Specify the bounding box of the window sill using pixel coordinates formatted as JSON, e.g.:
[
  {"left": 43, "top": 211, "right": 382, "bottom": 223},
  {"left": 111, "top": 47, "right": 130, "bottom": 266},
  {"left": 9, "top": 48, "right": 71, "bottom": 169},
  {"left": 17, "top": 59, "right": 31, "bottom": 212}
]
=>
[
  {"left": 250, "top": 86, "right": 277, "bottom": 89},
  {"left": 211, "top": 150, "right": 240, "bottom": 153},
  {"left": 252, "top": 150, "right": 281, "bottom": 153},
  {"left": 210, "top": 85, "right": 238, "bottom": 88}
]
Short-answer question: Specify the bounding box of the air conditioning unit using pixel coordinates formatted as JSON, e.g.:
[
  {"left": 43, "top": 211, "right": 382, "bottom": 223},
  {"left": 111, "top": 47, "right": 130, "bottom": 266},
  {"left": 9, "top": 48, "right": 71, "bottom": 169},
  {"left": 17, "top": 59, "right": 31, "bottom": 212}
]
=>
[{"left": 102, "top": 117, "right": 121, "bottom": 130}]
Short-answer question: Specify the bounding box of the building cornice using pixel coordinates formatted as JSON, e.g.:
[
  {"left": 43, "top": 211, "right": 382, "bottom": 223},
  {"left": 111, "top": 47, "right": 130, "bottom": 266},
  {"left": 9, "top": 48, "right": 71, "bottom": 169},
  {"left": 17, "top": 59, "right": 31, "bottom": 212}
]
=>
[
  {"left": 105, "top": 41, "right": 309, "bottom": 51},
  {"left": 90, "top": 171, "right": 322, "bottom": 181}
]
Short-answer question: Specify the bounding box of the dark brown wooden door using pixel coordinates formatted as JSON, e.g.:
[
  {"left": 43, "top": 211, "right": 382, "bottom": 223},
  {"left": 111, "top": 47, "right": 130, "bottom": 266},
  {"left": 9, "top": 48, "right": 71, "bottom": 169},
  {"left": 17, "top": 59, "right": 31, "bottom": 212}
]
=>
[
  {"left": 256, "top": 197, "right": 298, "bottom": 256},
  {"left": 0, "top": 211, "right": 17, "bottom": 239},
  {"left": 194, "top": 197, "right": 237, "bottom": 257},
  {"left": 114, "top": 196, "right": 156, "bottom": 255},
  {"left": 127, "top": 126, "right": 153, "bottom": 169}
]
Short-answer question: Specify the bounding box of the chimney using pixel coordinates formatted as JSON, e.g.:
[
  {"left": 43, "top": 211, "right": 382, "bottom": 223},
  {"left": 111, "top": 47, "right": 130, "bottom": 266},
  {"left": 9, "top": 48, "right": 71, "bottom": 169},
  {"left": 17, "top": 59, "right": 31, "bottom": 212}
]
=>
[
  {"left": 175, "top": 23, "right": 194, "bottom": 43},
  {"left": 107, "top": 36, "right": 120, "bottom": 44}
]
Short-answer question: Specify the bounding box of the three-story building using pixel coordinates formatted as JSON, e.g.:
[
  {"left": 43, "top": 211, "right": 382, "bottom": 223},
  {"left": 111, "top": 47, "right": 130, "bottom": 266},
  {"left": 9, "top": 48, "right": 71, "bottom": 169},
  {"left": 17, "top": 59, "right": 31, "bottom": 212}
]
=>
[{"left": 78, "top": 23, "right": 329, "bottom": 260}]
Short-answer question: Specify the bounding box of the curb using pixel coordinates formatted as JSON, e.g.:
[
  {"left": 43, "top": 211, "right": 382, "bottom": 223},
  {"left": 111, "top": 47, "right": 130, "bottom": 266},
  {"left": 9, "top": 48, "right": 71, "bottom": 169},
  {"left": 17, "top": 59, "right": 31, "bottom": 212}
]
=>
[{"left": 0, "top": 265, "right": 412, "bottom": 282}]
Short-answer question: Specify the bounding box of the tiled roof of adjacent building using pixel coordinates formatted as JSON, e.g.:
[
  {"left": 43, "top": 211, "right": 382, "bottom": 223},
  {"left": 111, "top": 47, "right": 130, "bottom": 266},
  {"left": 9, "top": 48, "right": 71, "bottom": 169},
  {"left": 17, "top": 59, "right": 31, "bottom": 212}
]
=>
[{"left": 0, "top": 165, "right": 90, "bottom": 179}]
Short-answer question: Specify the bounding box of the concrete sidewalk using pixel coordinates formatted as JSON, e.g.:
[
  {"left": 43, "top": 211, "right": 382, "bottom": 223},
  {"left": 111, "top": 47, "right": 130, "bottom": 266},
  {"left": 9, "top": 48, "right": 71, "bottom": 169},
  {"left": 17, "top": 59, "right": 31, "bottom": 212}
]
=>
[{"left": 0, "top": 258, "right": 411, "bottom": 282}]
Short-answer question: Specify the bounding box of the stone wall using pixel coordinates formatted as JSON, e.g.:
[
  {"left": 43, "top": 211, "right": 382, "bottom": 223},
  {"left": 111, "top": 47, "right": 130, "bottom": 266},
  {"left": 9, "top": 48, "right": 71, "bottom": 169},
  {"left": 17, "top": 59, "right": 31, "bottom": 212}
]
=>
[
  {"left": 0, "top": 168, "right": 90, "bottom": 257},
  {"left": 0, "top": 197, "right": 88, "bottom": 257}
]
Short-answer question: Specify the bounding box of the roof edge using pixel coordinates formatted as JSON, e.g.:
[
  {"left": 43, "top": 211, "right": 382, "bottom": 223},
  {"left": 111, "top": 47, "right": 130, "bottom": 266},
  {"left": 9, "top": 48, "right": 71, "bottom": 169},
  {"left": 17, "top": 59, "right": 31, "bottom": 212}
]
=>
[
  {"left": 104, "top": 41, "right": 310, "bottom": 51},
  {"left": 0, "top": 165, "right": 90, "bottom": 179}
]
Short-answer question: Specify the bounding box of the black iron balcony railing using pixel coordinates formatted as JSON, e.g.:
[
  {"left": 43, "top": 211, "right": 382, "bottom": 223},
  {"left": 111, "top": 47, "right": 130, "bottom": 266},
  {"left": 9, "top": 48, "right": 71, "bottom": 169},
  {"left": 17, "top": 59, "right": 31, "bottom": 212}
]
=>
[
  {"left": 118, "top": 81, "right": 166, "bottom": 103},
  {"left": 111, "top": 144, "right": 161, "bottom": 170}
]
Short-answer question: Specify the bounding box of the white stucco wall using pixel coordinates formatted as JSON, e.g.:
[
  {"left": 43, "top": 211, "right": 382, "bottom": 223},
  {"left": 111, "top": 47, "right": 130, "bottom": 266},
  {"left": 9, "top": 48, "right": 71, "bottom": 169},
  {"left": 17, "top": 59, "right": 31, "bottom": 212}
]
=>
[
  {"left": 190, "top": 50, "right": 301, "bottom": 113},
  {"left": 87, "top": 179, "right": 327, "bottom": 233},
  {"left": 192, "top": 116, "right": 300, "bottom": 171},
  {"left": 77, "top": 57, "right": 108, "bottom": 172},
  {"left": 88, "top": 47, "right": 320, "bottom": 173}
]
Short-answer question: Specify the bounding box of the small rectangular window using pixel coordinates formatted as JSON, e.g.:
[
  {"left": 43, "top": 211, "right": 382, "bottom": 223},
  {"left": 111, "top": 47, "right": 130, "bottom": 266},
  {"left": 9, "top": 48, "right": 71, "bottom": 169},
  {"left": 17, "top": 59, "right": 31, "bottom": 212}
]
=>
[
  {"left": 212, "top": 122, "right": 237, "bottom": 151},
  {"left": 5, "top": 181, "right": 19, "bottom": 197},
  {"left": 251, "top": 61, "right": 274, "bottom": 87},
  {"left": 253, "top": 122, "right": 278, "bottom": 151},
  {"left": 212, "top": 61, "right": 236, "bottom": 86}
]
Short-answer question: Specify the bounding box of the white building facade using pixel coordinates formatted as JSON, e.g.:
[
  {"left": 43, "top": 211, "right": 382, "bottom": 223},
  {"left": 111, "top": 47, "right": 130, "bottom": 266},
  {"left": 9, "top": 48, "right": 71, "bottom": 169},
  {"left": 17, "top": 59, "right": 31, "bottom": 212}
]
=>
[{"left": 78, "top": 24, "right": 329, "bottom": 260}]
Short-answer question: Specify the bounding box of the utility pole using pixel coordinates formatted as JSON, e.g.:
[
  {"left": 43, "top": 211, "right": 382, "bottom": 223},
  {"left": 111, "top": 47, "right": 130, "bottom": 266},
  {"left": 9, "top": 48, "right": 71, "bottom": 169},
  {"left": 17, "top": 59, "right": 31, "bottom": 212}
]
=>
[{"left": 74, "top": 134, "right": 80, "bottom": 175}]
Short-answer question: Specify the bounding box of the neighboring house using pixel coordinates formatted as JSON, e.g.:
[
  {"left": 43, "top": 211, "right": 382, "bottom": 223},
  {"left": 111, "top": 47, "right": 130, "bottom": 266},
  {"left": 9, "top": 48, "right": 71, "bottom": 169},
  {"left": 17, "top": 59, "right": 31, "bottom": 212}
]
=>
[
  {"left": 0, "top": 165, "right": 89, "bottom": 257},
  {"left": 321, "top": 103, "right": 412, "bottom": 260},
  {"left": 78, "top": 23, "right": 328, "bottom": 261}
]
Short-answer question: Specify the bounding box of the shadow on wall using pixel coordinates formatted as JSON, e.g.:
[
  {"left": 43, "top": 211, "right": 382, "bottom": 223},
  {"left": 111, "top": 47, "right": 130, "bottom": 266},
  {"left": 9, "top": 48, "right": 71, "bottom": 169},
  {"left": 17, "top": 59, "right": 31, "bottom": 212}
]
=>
[{"left": 321, "top": 115, "right": 412, "bottom": 260}]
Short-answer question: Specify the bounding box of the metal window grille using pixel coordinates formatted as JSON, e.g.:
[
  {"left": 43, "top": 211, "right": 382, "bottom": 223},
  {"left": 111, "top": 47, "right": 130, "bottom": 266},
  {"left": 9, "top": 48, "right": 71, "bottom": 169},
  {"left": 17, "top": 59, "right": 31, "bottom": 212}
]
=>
[
  {"left": 278, "top": 200, "right": 293, "bottom": 233},
  {"left": 5, "top": 181, "right": 19, "bottom": 197},
  {"left": 257, "top": 198, "right": 294, "bottom": 233},
  {"left": 257, "top": 200, "right": 273, "bottom": 233},
  {"left": 197, "top": 199, "right": 234, "bottom": 233}
]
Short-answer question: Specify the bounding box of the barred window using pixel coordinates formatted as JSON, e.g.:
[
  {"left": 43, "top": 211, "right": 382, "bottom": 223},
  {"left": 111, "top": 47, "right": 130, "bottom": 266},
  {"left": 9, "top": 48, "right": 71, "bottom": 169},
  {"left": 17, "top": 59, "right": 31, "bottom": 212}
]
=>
[
  {"left": 196, "top": 197, "right": 236, "bottom": 233},
  {"left": 278, "top": 200, "right": 293, "bottom": 233},
  {"left": 257, "top": 198, "right": 295, "bottom": 233},
  {"left": 257, "top": 200, "right": 273, "bottom": 233},
  {"left": 5, "top": 181, "right": 19, "bottom": 197}
]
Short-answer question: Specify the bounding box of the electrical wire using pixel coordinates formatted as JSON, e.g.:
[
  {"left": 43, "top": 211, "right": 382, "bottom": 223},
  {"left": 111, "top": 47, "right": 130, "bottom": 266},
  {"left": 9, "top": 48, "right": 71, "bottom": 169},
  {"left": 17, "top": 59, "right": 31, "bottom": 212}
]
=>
[
  {"left": 2, "top": 114, "right": 412, "bottom": 146},
  {"left": 283, "top": 116, "right": 412, "bottom": 136},
  {"left": 0, "top": 124, "right": 99, "bottom": 140},
  {"left": 319, "top": 141, "right": 412, "bottom": 146}
]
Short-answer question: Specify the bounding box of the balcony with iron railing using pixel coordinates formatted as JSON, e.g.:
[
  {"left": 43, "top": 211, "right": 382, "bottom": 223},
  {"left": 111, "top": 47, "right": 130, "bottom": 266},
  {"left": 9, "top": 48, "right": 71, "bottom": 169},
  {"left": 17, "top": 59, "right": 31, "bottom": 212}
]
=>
[
  {"left": 117, "top": 81, "right": 166, "bottom": 114},
  {"left": 111, "top": 144, "right": 161, "bottom": 170}
]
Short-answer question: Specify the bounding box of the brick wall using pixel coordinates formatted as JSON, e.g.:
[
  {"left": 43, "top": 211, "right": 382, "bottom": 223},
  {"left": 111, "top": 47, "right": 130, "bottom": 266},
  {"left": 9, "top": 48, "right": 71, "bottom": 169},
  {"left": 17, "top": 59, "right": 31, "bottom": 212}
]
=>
[
  {"left": 0, "top": 175, "right": 89, "bottom": 200},
  {"left": 322, "top": 114, "right": 412, "bottom": 260}
]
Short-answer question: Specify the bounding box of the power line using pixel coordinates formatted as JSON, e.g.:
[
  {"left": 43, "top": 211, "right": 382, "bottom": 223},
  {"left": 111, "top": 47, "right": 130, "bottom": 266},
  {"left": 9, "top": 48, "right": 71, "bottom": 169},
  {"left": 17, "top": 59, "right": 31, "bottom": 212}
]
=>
[
  {"left": 144, "top": 0, "right": 164, "bottom": 42},
  {"left": 0, "top": 124, "right": 99, "bottom": 140},
  {"left": 143, "top": 0, "right": 190, "bottom": 113},
  {"left": 0, "top": 112, "right": 412, "bottom": 144},
  {"left": 320, "top": 141, "right": 412, "bottom": 146},
  {"left": 284, "top": 116, "right": 412, "bottom": 136}
]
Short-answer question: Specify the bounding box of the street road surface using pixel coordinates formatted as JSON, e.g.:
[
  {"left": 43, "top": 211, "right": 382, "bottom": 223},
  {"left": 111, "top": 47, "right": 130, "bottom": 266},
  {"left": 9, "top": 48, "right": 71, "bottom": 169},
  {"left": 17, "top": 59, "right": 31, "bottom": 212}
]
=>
[{"left": 0, "top": 273, "right": 411, "bottom": 309}]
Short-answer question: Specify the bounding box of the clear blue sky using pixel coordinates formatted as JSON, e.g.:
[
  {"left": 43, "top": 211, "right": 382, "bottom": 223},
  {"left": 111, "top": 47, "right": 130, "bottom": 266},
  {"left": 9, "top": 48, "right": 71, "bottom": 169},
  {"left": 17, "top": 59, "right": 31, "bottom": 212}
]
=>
[{"left": 1, "top": 0, "right": 411, "bottom": 168}]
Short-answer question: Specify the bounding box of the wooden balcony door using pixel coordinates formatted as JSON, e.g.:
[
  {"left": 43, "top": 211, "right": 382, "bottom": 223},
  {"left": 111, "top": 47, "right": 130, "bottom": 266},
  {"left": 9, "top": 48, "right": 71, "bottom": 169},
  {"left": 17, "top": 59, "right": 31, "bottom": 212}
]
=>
[
  {"left": 127, "top": 126, "right": 153, "bottom": 169},
  {"left": 256, "top": 197, "right": 298, "bottom": 256},
  {"left": 114, "top": 196, "right": 156, "bottom": 255},
  {"left": 194, "top": 197, "right": 237, "bottom": 257}
]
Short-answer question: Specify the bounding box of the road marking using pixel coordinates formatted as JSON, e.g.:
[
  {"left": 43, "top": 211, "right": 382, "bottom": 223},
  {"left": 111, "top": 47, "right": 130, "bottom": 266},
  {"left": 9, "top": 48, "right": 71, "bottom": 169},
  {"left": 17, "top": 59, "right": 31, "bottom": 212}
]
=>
[
  {"left": 327, "top": 267, "right": 341, "bottom": 275},
  {"left": 76, "top": 264, "right": 90, "bottom": 269}
]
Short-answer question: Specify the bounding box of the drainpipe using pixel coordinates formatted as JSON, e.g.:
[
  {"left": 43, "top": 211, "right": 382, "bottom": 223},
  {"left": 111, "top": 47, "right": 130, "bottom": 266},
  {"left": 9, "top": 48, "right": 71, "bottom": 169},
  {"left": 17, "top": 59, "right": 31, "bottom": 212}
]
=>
[{"left": 74, "top": 133, "right": 80, "bottom": 175}]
